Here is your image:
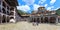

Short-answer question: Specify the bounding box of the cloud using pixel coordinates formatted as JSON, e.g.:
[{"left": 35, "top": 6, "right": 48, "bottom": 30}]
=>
[
  {"left": 33, "top": 4, "right": 40, "bottom": 12},
  {"left": 44, "top": 4, "right": 48, "bottom": 7},
  {"left": 47, "top": 6, "right": 54, "bottom": 11},
  {"left": 50, "top": 0, "right": 56, "bottom": 5},
  {"left": 52, "top": 7, "right": 60, "bottom": 10},
  {"left": 22, "top": 0, "right": 35, "bottom": 5},
  {"left": 33, "top": 4, "right": 40, "bottom": 10},
  {"left": 47, "top": 6, "right": 60, "bottom": 11},
  {"left": 17, "top": 5, "right": 30, "bottom": 12},
  {"left": 38, "top": 0, "right": 46, "bottom": 4}
]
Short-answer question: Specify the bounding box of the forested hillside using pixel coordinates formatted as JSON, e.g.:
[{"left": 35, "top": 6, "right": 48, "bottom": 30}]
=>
[
  {"left": 56, "top": 8, "right": 60, "bottom": 16},
  {"left": 17, "top": 10, "right": 27, "bottom": 15}
]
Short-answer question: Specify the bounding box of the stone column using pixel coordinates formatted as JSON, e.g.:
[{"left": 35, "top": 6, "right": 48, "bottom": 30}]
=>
[
  {"left": 40, "top": 17, "right": 41, "bottom": 23},
  {"left": 48, "top": 16, "right": 50, "bottom": 23},
  {"left": 33, "top": 17, "right": 34, "bottom": 22},
  {"left": 9, "top": 7, "right": 10, "bottom": 23},
  {"left": 43, "top": 16, "right": 45, "bottom": 23},
  {"left": 5, "top": 5, "right": 7, "bottom": 23},
  {"left": 56, "top": 17, "right": 58, "bottom": 24},
  {"left": 5, "top": 15, "right": 7, "bottom": 23}
]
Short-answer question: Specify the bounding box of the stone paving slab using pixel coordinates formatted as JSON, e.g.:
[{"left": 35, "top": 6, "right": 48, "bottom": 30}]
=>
[{"left": 0, "top": 21, "right": 60, "bottom": 30}]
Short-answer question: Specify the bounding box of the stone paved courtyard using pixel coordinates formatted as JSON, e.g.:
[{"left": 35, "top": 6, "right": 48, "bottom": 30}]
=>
[{"left": 0, "top": 21, "right": 60, "bottom": 30}]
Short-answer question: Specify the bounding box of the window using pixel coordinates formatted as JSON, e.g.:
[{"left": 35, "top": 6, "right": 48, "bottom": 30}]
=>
[
  {"left": 7, "top": 11, "right": 9, "bottom": 15},
  {"left": 0, "top": 7, "right": 1, "bottom": 12},
  {"left": 3, "top": 2, "right": 6, "bottom": 7},
  {"left": 0, "top": 0, "right": 1, "bottom": 5},
  {"left": 58, "top": 18, "right": 60, "bottom": 23},
  {"left": 0, "top": 1, "right": 1, "bottom": 5},
  {"left": 2, "top": 8, "right": 6, "bottom": 14},
  {"left": 2, "top": 15, "right": 6, "bottom": 23},
  {"left": 7, "top": 6, "right": 9, "bottom": 10},
  {"left": 0, "top": 0, "right": 1, "bottom": 12}
]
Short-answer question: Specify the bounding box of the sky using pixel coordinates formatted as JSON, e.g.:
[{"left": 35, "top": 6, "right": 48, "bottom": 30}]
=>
[{"left": 17, "top": 0, "right": 60, "bottom": 13}]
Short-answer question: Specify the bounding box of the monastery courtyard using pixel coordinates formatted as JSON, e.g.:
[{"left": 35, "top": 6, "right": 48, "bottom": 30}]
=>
[{"left": 0, "top": 21, "right": 60, "bottom": 30}]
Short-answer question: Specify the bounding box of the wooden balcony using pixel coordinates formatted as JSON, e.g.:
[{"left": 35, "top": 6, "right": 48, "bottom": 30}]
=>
[{"left": 0, "top": 12, "right": 9, "bottom": 16}]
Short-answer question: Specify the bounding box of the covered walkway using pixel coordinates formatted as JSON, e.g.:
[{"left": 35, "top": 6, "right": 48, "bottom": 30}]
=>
[{"left": 29, "top": 15, "right": 59, "bottom": 24}]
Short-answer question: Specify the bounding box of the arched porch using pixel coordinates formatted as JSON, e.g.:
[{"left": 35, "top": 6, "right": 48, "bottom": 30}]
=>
[{"left": 29, "top": 15, "right": 58, "bottom": 24}]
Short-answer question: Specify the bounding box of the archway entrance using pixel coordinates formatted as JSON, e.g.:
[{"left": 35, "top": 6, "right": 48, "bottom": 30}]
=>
[
  {"left": 2, "top": 15, "right": 6, "bottom": 23},
  {"left": 44, "top": 17, "right": 48, "bottom": 23},
  {"left": 0, "top": 14, "right": 1, "bottom": 23},
  {"left": 50, "top": 17, "right": 56, "bottom": 23}
]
